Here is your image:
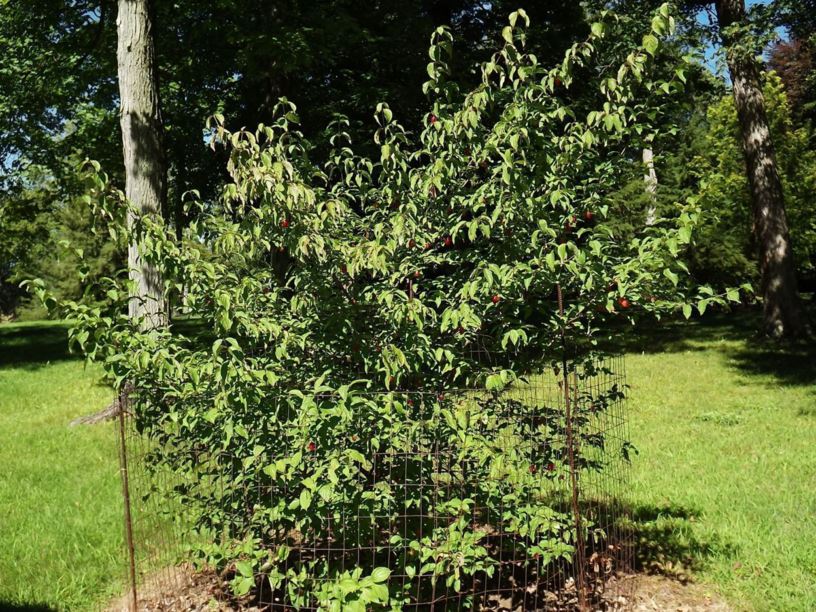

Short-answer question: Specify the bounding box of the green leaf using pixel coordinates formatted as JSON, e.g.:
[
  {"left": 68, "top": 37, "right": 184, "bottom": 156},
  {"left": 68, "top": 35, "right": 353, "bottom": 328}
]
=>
[
  {"left": 663, "top": 268, "right": 678, "bottom": 286},
  {"left": 338, "top": 577, "right": 359, "bottom": 595},
  {"left": 643, "top": 34, "right": 659, "bottom": 56},
  {"left": 591, "top": 22, "right": 605, "bottom": 38},
  {"left": 300, "top": 489, "right": 312, "bottom": 510},
  {"left": 485, "top": 373, "right": 504, "bottom": 391},
  {"left": 235, "top": 560, "right": 253, "bottom": 578},
  {"left": 368, "top": 583, "right": 389, "bottom": 603},
  {"left": 370, "top": 567, "right": 391, "bottom": 583},
  {"left": 233, "top": 576, "right": 254, "bottom": 596}
]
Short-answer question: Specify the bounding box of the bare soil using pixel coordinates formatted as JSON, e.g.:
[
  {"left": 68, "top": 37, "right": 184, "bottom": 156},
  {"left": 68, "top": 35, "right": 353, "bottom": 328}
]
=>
[
  {"left": 605, "top": 574, "right": 732, "bottom": 612},
  {"left": 106, "top": 569, "right": 732, "bottom": 611}
]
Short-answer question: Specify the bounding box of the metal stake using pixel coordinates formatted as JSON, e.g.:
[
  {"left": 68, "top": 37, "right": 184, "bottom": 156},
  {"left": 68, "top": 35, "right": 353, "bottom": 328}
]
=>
[
  {"left": 117, "top": 393, "right": 138, "bottom": 612},
  {"left": 557, "top": 282, "right": 588, "bottom": 611}
]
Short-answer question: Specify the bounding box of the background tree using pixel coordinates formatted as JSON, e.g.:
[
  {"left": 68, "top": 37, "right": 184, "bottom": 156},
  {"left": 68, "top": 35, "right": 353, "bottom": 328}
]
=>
[
  {"left": 116, "top": 0, "right": 167, "bottom": 327},
  {"left": 772, "top": 0, "right": 816, "bottom": 124},
  {"left": 712, "top": 0, "right": 806, "bottom": 337},
  {"left": 0, "top": 1, "right": 120, "bottom": 316},
  {"left": 688, "top": 73, "right": 816, "bottom": 287},
  {"left": 0, "top": 167, "right": 54, "bottom": 316}
]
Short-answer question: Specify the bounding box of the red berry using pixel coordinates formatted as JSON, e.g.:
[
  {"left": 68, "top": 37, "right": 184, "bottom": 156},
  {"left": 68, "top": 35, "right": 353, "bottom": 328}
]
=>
[
  {"left": 307, "top": 441, "right": 316, "bottom": 452},
  {"left": 437, "top": 393, "right": 445, "bottom": 402},
  {"left": 618, "top": 297, "right": 631, "bottom": 309},
  {"left": 491, "top": 294, "right": 500, "bottom": 304},
  {"left": 456, "top": 326, "right": 465, "bottom": 334},
  {"left": 408, "top": 239, "right": 416, "bottom": 248},
  {"left": 413, "top": 270, "right": 421, "bottom": 279},
  {"left": 407, "top": 398, "right": 414, "bottom": 406},
  {"left": 546, "top": 462, "right": 555, "bottom": 472},
  {"left": 529, "top": 464, "right": 537, "bottom": 474},
  {"left": 444, "top": 236, "right": 453, "bottom": 247},
  {"left": 584, "top": 210, "right": 594, "bottom": 221},
  {"left": 280, "top": 219, "right": 290, "bottom": 229},
  {"left": 428, "top": 113, "right": 437, "bottom": 125}
]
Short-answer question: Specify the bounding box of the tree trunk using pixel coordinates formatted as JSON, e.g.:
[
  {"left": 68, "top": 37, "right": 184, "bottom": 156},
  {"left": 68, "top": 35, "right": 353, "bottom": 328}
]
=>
[
  {"left": 715, "top": 0, "right": 807, "bottom": 338},
  {"left": 116, "top": 0, "right": 167, "bottom": 328},
  {"left": 643, "top": 147, "right": 658, "bottom": 226}
]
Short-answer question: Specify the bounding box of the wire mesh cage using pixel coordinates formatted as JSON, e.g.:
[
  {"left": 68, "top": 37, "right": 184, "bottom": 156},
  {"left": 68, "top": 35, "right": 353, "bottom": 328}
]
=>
[{"left": 115, "top": 354, "right": 632, "bottom": 611}]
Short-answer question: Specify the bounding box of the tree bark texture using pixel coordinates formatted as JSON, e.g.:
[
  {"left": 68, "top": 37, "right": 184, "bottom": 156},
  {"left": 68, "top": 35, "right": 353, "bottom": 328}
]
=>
[
  {"left": 117, "top": 0, "right": 167, "bottom": 328},
  {"left": 643, "top": 147, "right": 658, "bottom": 226},
  {"left": 715, "top": 0, "right": 807, "bottom": 338}
]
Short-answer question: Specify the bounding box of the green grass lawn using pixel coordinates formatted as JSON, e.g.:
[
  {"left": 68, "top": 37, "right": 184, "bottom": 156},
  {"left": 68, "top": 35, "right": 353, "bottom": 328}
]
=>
[
  {"left": 625, "top": 314, "right": 816, "bottom": 612},
  {"left": 0, "top": 322, "right": 123, "bottom": 611},
  {"left": 0, "top": 314, "right": 814, "bottom": 610}
]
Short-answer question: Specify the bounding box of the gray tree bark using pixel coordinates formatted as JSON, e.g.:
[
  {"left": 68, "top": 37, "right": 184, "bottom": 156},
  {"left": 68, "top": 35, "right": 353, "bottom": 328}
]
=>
[
  {"left": 643, "top": 147, "right": 658, "bottom": 226},
  {"left": 117, "top": 0, "right": 167, "bottom": 328},
  {"left": 715, "top": 0, "right": 807, "bottom": 338}
]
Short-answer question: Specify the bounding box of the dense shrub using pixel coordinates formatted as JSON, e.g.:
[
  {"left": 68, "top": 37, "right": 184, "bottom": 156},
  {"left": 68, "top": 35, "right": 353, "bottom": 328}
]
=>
[{"left": 32, "top": 5, "right": 735, "bottom": 609}]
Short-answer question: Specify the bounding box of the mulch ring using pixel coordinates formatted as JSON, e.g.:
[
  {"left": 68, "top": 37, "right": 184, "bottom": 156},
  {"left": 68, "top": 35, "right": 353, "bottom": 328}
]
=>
[
  {"left": 106, "top": 568, "right": 732, "bottom": 611},
  {"left": 607, "top": 574, "right": 731, "bottom": 611}
]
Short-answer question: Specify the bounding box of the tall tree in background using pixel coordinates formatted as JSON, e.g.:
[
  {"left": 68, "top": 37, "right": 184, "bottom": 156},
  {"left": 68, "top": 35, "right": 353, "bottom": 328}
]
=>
[
  {"left": 643, "top": 147, "right": 659, "bottom": 225},
  {"left": 714, "top": 0, "right": 806, "bottom": 338},
  {"left": 116, "top": 0, "right": 167, "bottom": 327},
  {"left": 772, "top": 0, "right": 816, "bottom": 125},
  {"left": 686, "top": 73, "right": 816, "bottom": 288}
]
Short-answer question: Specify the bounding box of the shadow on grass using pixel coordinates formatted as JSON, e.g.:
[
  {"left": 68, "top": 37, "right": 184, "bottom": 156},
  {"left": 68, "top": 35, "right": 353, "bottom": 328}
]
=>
[
  {"left": 611, "top": 307, "right": 816, "bottom": 392},
  {"left": 798, "top": 404, "right": 816, "bottom": 417},
  {"left": 0, "top": 322, "right": 75, "bottom": 370},
  {"left": 0, "top": 603, "right": 58, "bottom": 612},
  {"left": 568, "top": 497, "right": 729, "bottom": 583},
  {"left": 626, "top": 501, "right": 734, "bottom": 581}
]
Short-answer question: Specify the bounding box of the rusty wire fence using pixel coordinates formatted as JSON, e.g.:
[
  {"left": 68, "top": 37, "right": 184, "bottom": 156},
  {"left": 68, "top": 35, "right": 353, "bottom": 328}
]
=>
[{"left": 115, "top": 355, "right": 633, "bottom": 611}]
